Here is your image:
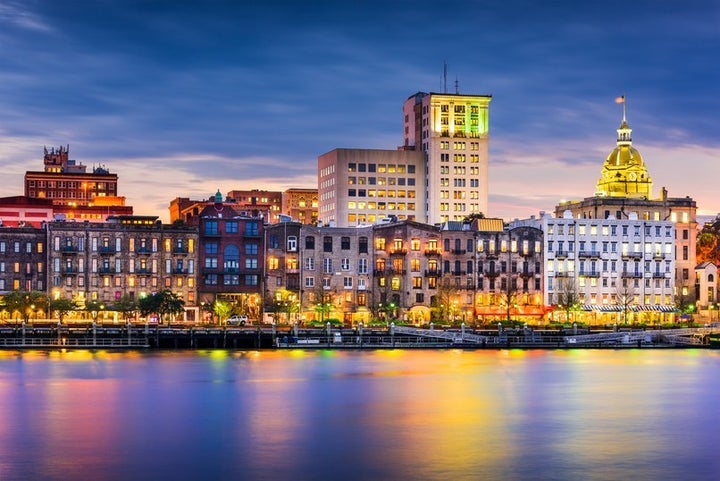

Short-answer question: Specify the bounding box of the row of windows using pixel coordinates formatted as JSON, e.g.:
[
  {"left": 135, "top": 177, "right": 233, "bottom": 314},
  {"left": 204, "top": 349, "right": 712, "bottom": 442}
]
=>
[
  {"left": 204, "top": 220, "right": 259, "bottom": 236},
  {"left": 51, "top": 236, "right": 193, "bottom": 253},
  {"left": 204, "top": 274, "right": 259, "bottom": 286},
  {"left": 0, "top": 241, "right": 43, "bottom": 254},
  {"left": 347, "top": 163, "right": 417, "bottom": 174},
  {"left": 0, "top": 261, "right": 43, "bottom": 274},
  {"left": 347, "top": 177, "right": 417, "bottom": 187},
  {"left": 347, "top": 201, "right": 416, "bottom": 211},
  {"left": 0, "top": 279, "right": 43, "bottom": 291},
  {"left": 548, "top": 223, "right": 675, "bottom": 237},
  {"left": 52, "top": 275, "right": 194, "bottom": 289}
]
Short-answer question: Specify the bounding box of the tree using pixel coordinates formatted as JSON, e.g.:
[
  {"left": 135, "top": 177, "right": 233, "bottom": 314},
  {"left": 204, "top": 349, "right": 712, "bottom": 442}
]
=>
[
  {"left": 266, "top": 288, "right": 300, "bottom": 324},
  {"left": 2, "top": 290, "right": 47, "bottom": 323},
  {"left": 432, "top": 274, "right": 461, "bottom": 322},
  {"left": 85, "top": 300, "right": 106, "bottom": 323},
  {"left": 616, "top": 280, "right": 637, "bottom": 324},
  {"left": 113, "top": 294, "right": 138, "bottom": 321},
  {"left": 498, "top": 274, "right": 520, "bottom": 325},
  {"left": 555, "top": 278, "right": 581, "bottom": 324},
  {"left": 213, "top": 299, "right": 233, "bottom": 324},
  {"left": 138, "top": 290, "right": 185, "bottom": 324},
  {"left": 48, "top": 297, "right": 78, "bottom": 324}
]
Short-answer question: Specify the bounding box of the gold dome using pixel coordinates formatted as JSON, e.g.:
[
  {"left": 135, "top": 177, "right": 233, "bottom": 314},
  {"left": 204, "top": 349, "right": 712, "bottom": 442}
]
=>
[{"left": 595, "top": 117, "right": 653, "bottom": 199}]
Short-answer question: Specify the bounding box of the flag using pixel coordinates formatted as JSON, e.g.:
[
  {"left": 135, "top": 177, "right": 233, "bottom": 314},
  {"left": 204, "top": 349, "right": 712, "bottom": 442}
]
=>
[{"left": 615, "top": 95, "right": 625, "bottom": 104}]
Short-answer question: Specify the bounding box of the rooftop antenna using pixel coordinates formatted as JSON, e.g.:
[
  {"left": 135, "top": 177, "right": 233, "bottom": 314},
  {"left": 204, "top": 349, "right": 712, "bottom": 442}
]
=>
[
  {"left": 455, "top": 76, "right": 459, "bottom": 94},
  {"left": 443, "top": 62, "right": 448, "bottom": 93}
]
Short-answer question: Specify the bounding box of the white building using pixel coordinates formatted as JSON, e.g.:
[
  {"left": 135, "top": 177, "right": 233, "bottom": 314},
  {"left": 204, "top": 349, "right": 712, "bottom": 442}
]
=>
[{"left": 515, "top": 211, "right": 676, "bottom": 323}]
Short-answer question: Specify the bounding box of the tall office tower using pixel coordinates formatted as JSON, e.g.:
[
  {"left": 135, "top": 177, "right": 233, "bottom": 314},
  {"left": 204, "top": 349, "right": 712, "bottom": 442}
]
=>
[{"left": 402, "top": 92, "right": 492, "bottom": 225}]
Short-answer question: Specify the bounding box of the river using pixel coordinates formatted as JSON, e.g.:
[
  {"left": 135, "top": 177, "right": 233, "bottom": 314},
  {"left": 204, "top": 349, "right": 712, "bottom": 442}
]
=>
[{"left": 0, "top": 348, "right": 718, "bottom": 481}]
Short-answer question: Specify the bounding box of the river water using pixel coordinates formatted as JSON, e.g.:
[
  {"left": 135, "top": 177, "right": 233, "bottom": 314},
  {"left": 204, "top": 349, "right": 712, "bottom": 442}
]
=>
[{"left": 0, "top": 348, "right": 718, "bottom": 481}]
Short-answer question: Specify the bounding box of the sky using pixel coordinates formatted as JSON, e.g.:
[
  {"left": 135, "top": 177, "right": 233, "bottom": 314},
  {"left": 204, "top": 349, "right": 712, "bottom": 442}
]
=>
[{"left": 1, "top": 0, "right": 718, "bottom": 223}]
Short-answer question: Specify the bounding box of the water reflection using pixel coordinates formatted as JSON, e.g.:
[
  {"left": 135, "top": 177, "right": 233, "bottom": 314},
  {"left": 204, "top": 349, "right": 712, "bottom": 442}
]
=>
[{"left": 0, "top": 349, "right": 719, "bottom": 481}]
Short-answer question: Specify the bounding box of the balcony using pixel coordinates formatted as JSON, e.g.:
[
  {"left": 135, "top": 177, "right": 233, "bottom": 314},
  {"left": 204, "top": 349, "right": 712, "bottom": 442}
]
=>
[
  {"left": 99, "top": 246, "right": 116, "bottom": 255},
  {"left": 579, "top": 250, "right": 601, "bottom": 258},
  {"left": 99, "top": 267, "right": 117, "bottom": 274},
  {"left": 554, "top": 250, "right": 569, "bottom": 258},
  {"left": 373, "top": 269, "right": 386, "bottom": 277},
  {"left": 554, "top": 271, "right": 571, "bottom": 277},
  {"left": 424, "top": 249, "right": 442, "bottom": 257},
  {"left": 579, "top": 270, "right": 601, "bottom": 277},
  {"left": 173, "top": 268, "right": 188, "bottom": 275},
  {"left": 653, "top": 252, "right": 666, "bottom": 259},
  {"left": 134, "top": 247, "right": 152, "bottom": 255},
  {"left": 390, "top": 248, "right": 408, "bottom": 256},
  {"left": 61, "top": 267, "right": 76, "bottom": 274},
  {"left": 286, "top": 268, "right": 299, "bottom": 274},
  {"left": 425, "top": 269, "right": 441, "bottom": 277},
  {"left": 485, "top": 270, "right": 500, "bottom": 278},
  {"left": 61, "top": 245, "right": 79, "bottom": 254},
  {"left": 451, "top": 249, "right": 467, "bottom": 255},
  {"left": 172, "top": 246, "right": 189, "bottom": 254},
  {"left": 621, "top": 251, "right": 644, "bottom": 259},
  {"left": 223, "top": 267, "right": 239, "bottom": 274},
  {"left": 389, "top": 268, "right": 406, "bottom": 275},
  {"left": 450, "top": 270, "right": 466, "bottom": 276},
  {"left": 621, "top": 271, "right": 643, "bottom": 278},
  {"left": 652, "top": 272, "right": 668, "bottom": 278},
  {"left": 135, "top": 268, "right": 153, "bottom": 275},
  {"left": 484, "top": 251, "right": 499, "bottom": 259},
  {"left": 519, "top": 270, "right": 535, "bottom": 278}
]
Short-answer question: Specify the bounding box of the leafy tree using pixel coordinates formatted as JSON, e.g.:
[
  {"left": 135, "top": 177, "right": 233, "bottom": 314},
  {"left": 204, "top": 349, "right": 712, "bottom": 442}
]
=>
[
  {"left": 213, "top": 299, "right": 233, "bottom": 323},
  {"left": 138, "top": 290, "right": 185, "bottom": 324},
  {"left": 49, "top": 297, "right": 78, "bottom": 324},
  {"left": 113, "top": 294, "right": 138, "bottom": 321},
  {"left": 270, "top": 288, "right": 300, "bottom": 324},
  {"left": 432, "top": 274, "right": 461, "bottom": 322},
  {"left": 85, "top": 300, "right": 106, "bottom": 323},
  {"left": 3, "top": 290, "right": 47, "bottom": 322}
]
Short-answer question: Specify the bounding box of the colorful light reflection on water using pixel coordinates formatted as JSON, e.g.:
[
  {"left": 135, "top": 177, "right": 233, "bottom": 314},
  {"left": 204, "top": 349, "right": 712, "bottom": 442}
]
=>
[{"left": 0, "top": 349, "right": 719, "bottom": 481}]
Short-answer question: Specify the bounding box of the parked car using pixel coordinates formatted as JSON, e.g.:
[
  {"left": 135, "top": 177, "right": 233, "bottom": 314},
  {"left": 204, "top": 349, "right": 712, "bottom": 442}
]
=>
[{"left": 227, "top": 315, "right": 248, "bottom": 326}]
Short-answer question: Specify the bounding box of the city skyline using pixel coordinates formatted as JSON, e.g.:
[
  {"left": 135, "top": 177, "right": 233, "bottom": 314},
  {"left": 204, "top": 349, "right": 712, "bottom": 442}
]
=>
[{"left": 1, "top": 0, "right": 718, "bottom": 222}]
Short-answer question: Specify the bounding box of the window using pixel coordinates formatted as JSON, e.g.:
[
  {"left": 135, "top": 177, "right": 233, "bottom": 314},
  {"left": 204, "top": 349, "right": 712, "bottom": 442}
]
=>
[
  {"left": 244, "top": 222, "right": 259, "bottom": 236},
  {"left": 341, "top": 258, "right": 350, "bottom": 270},
  {"left": 344, "top": 277, "right": 353, "bottom": 289},
  {"left": 323, "top": 236, "right": 333, "bottom": 253},
  {"left": 305, "top": 277, "right": 315, "bottom": 288},
  {"left": 226, "top": 221, "right": 238, "bottom": 233},
  {"left": 205, "top": 220, "right": 218, "bottom": 235},
  {"left": 305, "top": 236, "right": 315, "bottom": 249},
  {"left": 287, "top": 236, "right": 297, "bottom": 252},
  {"left": 245, "top": 243, "right": 259, "bottom": 255},
  {"left": 341, "top": 237, "right": 351, "bottom": 250},
  {"left": 359, "top": 237, "right": 368, "bottom": 254},
  {"left": 358, "top": 258, "right": 368, "bottom": 274}
]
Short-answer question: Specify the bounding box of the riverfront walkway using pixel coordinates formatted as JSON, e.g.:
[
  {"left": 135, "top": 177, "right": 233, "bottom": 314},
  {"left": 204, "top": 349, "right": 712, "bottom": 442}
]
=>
[{"left": 1, "top": 322, "right": 718, "bottom": 349}]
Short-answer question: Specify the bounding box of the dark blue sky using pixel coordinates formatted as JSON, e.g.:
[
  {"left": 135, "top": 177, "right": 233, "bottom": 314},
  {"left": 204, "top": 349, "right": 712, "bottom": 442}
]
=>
[{"left": 1, "top": 0, "right": 718, "bottom": 221}]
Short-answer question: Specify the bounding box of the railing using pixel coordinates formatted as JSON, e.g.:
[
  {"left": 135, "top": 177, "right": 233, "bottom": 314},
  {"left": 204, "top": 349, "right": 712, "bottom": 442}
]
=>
[
  {"left": 579, "top": 270, "right": 601, "bottom": 277},
  {"left": 99, "top": 246, "right": 116, "bottom": 255},
  {"left": 621, "top": 271, "right": 643, "bottom": 278},
  {"left": 424, "top": 249, "right": 442, "bottom": 256},
  {"left": 579, "top": 250, "right": 601, "bottom": 258},
  {"left": 425, "top": 269, "right": 441, "bottom": 276}
]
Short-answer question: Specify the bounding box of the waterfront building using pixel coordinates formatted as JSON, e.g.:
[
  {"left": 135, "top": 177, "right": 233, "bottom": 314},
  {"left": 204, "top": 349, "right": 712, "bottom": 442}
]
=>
[
  {"left": 555, "top": 109, "right": 697, "bottom": 303},
  {"left": 695, "top": 262, "right": 717, "bottom": 318},
  {"left": 299, "top": 224, "right": 374, "bottom": 325},
  {"left": 515, "top": 211, "right": 676, "bottom": 324},
  {"left": 373, "top": 220, "right": 442, "bottom": 323},
  {"left": 264, "top": 220, "right": 303, "bottom": 323},
  {"left": 282, "top": 188, "right": 318, "bottom": 225},
  {"left": 46, "top": 216, "right": 199, "bottom": 321},
  {"left": 0, "top": 226, "right": 46, "bottom": 299},
  {"left": 441, "top": 219, "right": 545, "bottom": 325},
  {"left": 403, "top": 92, "right": 492, "bottom": 225},
  {"left": 24, "top": 145, "right": 132, "bottom": 221},
  {"left": 317, "top": 148, "right": 426, "bottom": 227},
  {"left": 196, "top": 195, "right": 264, "bottom": 321}
]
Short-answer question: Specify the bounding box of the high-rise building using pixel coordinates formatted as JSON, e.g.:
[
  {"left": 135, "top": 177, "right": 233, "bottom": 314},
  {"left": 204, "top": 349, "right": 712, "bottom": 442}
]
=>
[
  {"left": 403, "top": 92, "right": 492, "bottom": 225},
  {"left": 318, "top": 149, "right": 426, "bottom": 227}
]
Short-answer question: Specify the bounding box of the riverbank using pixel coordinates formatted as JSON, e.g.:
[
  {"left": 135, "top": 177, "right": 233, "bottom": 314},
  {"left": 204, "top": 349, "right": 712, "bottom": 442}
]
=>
[{"left": 0, "top": 324, "right": 716, "bottom": 349}]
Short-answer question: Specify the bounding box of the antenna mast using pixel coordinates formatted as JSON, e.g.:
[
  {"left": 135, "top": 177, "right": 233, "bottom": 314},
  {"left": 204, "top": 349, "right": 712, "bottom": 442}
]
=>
[{"left": 443, "top": 62, "right": 447, "bottom": 93}]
